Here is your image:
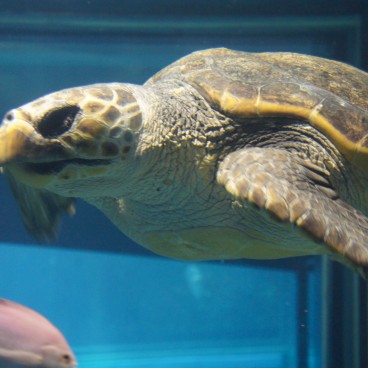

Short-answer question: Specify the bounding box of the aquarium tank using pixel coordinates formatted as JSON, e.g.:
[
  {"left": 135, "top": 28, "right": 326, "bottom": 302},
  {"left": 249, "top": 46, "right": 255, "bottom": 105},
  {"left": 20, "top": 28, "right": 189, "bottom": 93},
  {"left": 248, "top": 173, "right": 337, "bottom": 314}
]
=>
[{"left": 0, "top": 1, "right": 367, "bottom": 368}]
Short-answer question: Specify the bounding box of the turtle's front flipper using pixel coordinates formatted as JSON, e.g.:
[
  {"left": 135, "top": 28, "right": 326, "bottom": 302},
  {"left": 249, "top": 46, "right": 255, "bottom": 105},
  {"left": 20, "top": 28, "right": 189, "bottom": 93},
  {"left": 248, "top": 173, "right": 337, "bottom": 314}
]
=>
[
  {"left": 217, "top": 147, "right": 368, "bottom": 272},
  {"left": 5, "top": 172, "right": 75, "bottom": 242}
]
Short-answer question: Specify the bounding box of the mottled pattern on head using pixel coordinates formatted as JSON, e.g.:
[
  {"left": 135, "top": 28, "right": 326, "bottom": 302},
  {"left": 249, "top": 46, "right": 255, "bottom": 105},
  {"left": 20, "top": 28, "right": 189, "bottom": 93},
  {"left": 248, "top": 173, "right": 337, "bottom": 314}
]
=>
[
  {"left": 0, "top": 83, "right": 144, "bottom": 187},
  {"left": 4, "top": 83, "right": 142, "bottom": 162}
]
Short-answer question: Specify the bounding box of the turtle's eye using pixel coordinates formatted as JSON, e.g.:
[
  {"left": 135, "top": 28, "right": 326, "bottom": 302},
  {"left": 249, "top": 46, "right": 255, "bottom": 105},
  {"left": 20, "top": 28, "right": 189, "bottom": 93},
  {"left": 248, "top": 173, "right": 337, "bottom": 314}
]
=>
[{"left": 38, "top": 105, "right": 80, "bottom": 138}]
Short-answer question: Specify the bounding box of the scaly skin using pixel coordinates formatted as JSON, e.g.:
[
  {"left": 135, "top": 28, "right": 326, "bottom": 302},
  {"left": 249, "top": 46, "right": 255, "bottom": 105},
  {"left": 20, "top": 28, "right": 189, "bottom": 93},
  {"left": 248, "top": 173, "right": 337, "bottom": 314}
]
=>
[
  {"left": 0, "top": 80, "right": 363, "bottom": 266},
  {"left": 86, "top": 81, "right": 368, "bottom": 267},
  {"left": 0, "top": 48, "right": 368, "bottom": 276}
]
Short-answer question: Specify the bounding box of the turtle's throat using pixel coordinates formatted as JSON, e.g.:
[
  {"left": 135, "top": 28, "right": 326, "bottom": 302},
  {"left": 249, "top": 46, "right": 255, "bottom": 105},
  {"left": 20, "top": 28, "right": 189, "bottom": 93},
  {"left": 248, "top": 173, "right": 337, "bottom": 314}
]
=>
[
  {"left": 5, "top": 158, "right": 112, "bottom": 189},
  {"left": 24, "top": 158, "right": 111, "bottom": 175},
  {"left": 5, "top": 163, "right": 54, "bottom": 188}
]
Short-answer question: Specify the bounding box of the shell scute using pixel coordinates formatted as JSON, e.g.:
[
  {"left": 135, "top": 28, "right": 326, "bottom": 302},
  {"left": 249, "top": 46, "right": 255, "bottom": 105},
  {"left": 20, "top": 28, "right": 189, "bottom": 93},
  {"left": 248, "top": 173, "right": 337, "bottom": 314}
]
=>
[
  {"left": 158, "top": 48, "right": 368, "bottom": 169},
  {"left": 189, "top": 70, "right": 259, "bottom": 117}
]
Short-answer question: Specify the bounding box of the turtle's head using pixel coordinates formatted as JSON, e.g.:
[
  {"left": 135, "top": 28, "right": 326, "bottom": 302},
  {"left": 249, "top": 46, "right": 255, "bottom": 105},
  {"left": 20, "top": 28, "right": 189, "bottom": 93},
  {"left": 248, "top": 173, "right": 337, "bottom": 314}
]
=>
[{"left": 0, "top": 83, "right": 144, "bottom": 196}]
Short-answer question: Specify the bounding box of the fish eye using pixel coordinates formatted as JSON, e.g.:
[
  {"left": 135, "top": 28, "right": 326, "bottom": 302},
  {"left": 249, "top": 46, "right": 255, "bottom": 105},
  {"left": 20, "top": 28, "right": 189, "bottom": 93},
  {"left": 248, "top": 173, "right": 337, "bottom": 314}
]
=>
[{"left": 61, "top": 353, "right": 71, "bottom": 363}]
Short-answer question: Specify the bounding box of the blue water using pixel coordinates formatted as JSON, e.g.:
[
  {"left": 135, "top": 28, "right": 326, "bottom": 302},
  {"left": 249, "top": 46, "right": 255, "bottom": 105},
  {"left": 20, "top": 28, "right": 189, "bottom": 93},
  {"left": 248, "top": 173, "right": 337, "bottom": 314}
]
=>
[
  {"left": 0, "top": 242, "right": 321, "bottom": 367},
  {"left": 0, "top": 1, "right": 366, "bottom": 367}
]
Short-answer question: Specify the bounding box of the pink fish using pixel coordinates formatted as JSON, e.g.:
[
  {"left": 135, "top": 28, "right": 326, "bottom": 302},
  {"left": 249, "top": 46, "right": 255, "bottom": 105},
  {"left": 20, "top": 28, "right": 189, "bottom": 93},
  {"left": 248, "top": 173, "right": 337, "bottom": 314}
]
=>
[{"left": 0, "top": 299, "right": 77, "bottom": 368}]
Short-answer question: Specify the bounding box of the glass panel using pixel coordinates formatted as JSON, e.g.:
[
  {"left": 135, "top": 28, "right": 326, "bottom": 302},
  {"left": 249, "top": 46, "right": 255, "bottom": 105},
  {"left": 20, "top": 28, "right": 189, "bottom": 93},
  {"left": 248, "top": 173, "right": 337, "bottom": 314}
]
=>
[
  {"left": 0, "top": 3, "right": 364, "bottom": 368},
  {"left": 0, "top": 243, "right": 323, "bottom": 367}
]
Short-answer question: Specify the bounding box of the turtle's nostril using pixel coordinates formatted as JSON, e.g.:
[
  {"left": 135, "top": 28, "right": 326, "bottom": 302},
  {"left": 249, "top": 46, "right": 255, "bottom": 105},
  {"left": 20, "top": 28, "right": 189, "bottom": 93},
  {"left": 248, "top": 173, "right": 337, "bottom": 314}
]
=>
[
  {"left": 5, "top": 111, "right": 14, "bottom": 121},
  {"left": 37, "top": 105, "right": 80, "bottom": 138}
]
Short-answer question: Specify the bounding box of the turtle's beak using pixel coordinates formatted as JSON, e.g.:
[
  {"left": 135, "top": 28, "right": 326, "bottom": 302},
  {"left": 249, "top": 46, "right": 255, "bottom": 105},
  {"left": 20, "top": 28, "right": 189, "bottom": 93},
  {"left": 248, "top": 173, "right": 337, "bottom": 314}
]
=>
[
  {"left": 0, "top": 109, "right": 67, "bottom": 165},
  {"left": 0, "top": 119, "right": 34, "bottom": 164},
  {"left": 0, "top": 112, "right": 68, "bottom": 188},
  {"left": 0, "top": 106, "right": 113, "bottom": 189}
]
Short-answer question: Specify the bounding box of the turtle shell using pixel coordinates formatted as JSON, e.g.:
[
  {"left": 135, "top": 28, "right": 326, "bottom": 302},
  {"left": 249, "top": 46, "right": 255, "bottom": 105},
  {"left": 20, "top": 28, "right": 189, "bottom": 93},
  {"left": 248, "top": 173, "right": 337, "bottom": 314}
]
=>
[{"left": 147, "top": 48, "right": 368, "bottom": 169}]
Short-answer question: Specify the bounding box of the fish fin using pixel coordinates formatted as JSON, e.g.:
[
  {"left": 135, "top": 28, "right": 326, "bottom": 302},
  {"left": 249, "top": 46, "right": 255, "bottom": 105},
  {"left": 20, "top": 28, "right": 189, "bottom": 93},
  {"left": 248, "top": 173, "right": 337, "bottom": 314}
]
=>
[{"left": 0, "top": 347, "right": 43, "bottom": 366}]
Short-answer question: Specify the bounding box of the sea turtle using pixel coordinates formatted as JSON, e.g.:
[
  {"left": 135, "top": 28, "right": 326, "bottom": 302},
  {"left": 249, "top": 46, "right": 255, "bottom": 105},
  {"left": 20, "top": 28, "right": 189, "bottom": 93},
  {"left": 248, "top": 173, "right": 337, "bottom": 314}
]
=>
[{"left": 0, "top": 48, "right": 368, "bottom": 276}]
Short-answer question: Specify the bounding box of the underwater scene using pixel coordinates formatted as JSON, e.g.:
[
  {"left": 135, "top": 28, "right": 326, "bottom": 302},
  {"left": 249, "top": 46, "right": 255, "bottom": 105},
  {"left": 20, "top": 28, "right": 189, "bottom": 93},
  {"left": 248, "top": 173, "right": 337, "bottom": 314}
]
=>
[{"left": 0, "top": 1, "right": 367, "bottom": 368}]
